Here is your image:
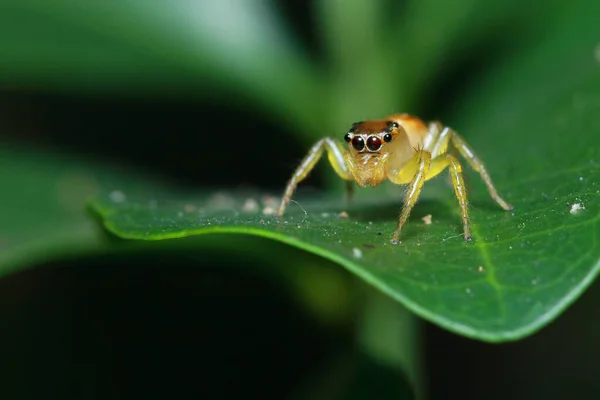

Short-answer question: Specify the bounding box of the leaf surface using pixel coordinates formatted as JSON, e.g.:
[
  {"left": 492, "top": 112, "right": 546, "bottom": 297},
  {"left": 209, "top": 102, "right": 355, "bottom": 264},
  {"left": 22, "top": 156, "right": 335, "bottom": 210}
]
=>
[{"left": 90, "top": 97, "right": 600, "bottom": 342}]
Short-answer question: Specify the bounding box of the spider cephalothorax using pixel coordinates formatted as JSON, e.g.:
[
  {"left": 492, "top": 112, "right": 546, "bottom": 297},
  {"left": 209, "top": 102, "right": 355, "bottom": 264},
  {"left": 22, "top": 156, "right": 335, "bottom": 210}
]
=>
[{"left": 277, "top": 113, "right": 513, "bottom": 244}]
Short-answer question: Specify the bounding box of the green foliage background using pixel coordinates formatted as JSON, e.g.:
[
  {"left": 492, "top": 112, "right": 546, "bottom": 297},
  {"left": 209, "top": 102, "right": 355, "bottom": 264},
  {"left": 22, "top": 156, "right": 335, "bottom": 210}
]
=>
[{"left": 0, "top": 1, "right": 599, "bottom": 399}]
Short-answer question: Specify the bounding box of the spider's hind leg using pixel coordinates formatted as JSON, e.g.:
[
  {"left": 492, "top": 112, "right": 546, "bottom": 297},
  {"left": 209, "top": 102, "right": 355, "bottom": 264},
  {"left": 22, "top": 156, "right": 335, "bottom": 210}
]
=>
[
  {"left": 424, "top": 121, "right": 453, "bottom": 156},
  {"left": 426, "top": 122, "right": 512, "bottom": 211}
]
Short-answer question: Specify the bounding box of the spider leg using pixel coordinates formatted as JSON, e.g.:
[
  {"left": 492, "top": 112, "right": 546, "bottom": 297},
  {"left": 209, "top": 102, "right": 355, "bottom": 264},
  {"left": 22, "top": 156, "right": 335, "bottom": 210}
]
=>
[
  {"left": 389, "top": 150, "right": 472, "bottom": 243},
  {"left": 389, "top": 149, "right": 432, "bottom": 244},
  {"left": 440, "top": 153, "right": 472, "bottom": 241},
  {"left": 277, "top": 138, "right": 352, "bottom": 217},
  {"left": 422, "top": 121, "right": 447, "bottom": 154},
  {"left": 427, "top": 123, "right": 453, "bottom": 157},
  {"left": 449, "top": 130, "right": 513, "bottom": 211}
]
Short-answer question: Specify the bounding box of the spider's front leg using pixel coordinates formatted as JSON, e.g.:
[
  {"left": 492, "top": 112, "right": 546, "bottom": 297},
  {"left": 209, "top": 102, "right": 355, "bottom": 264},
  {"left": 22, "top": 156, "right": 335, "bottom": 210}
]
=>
[
  {"left": 388, "top": 149, "right": 432, "bottom": 244},
  {"left": 277, "top": 138, "right": 353, "bottom": 217},
  {"left": 389, "top": 150, "right": 472, "bottom": 243}
]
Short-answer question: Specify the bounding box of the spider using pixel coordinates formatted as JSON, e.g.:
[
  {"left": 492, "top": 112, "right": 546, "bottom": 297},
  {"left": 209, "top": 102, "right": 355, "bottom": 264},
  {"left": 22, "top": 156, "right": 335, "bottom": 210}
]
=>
[{"left": 276, "top": 113, "right": 513, "bottom": 244}]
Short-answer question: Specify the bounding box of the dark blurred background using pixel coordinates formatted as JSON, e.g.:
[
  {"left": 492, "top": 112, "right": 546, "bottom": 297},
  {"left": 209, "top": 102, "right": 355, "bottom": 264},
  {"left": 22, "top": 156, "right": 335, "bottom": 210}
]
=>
[{"left": 0, "top": 1, "right": 599, "bottom": 399}]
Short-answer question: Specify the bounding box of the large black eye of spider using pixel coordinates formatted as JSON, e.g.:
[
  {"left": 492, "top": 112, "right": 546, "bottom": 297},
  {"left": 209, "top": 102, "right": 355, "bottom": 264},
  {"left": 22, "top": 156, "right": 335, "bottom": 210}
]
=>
[
  {"left": 366, "top": 136, "right": 382, "bottom": 151},
  {"left": 351, "top": 136, "right": 365, "bottom": 151},
  {"left": 344, "top": 133, "right": 352, "bottom": 142},
  {"left": 383, "top": 133, "right": 392, "bottom": 142}
]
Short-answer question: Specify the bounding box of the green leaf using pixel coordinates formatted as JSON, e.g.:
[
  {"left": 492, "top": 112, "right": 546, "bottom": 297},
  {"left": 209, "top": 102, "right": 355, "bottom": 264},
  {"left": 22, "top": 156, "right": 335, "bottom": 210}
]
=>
[
  {"left": 85, "top": 0, "right": 600, "bottom": 339},
  {"left": 0, "top": 145, "right": 104, "bottom": 275},
  {"left": 0, "top": 144, "right": 183, "bottom": 276},
  {"left": 89, "top": 102, "right": 599, "bottom": 344},
  {"left": 2, "top": 0, "right": 598, "bottom": 346}
]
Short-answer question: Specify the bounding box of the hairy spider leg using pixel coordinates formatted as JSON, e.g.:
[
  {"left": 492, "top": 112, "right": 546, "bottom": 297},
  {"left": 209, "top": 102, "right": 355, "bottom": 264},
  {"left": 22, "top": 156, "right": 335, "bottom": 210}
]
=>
[
  {"left": 277, "top": 138, "right": 352, "bottom": 217},
  {"left": 422, "top": 121, "right": 446, "bottom": 153},
  {"left": 388, "top": 123, "right": 514, "bottom": 243},
  {"left": 449, "top": 131, "right": 513, "bottom": 211},
  {"left": 425, "top": 123, "right": 512, "bottom": 210},
  {"left": 388, "top": 149, "right": 432, "bottom": 244},
  {"left": 428, "top": 153, "right": 472, "bottom": 241},
  {"left": 388, "top": 146, "right": 472, "bottom": 243},
  {"left": 426, "top": 125, "right": 472, "bottom": 237},
  {"left": 425, "top": 122, "right": 452, "bottom": 156}
]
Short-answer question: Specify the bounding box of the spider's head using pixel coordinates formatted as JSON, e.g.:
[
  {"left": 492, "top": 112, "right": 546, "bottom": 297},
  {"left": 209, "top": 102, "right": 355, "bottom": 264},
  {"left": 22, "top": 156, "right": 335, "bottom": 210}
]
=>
[
  {"left": 344, "top": 119, "right": 404, "bottom": 154},
  {"left": 343, "top": 120, "right": 404, "bottom": 186}
]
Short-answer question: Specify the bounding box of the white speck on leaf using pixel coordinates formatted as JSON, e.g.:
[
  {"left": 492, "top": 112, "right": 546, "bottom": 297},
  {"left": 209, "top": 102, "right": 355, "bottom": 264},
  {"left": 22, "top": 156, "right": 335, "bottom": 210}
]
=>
[
  {"left": 422, "top": 214, "right": 433, "bottom": 225},
  {"left": 352, "top": 247, "right": 363, "bottom": 259},
  {"left": 570, "top": 203, "right": 584, "bottom": 214},
  {"left": 338, "top": 211, "right": 349, "bottom": 219}
]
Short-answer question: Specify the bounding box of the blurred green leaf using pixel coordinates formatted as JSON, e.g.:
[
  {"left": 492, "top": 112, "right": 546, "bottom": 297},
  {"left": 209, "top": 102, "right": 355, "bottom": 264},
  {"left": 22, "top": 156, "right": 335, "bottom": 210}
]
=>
[
  {"left": 0, "top": 144, "right": 187, "bottom": 276},
  {"left": 315, "top": 0, "right": 399, "bottom": 128},
  {"left": 0, "top": 145, "right": 106, "bottom": 275},
  {"left": 394, "top": 0, "right": 564, "bottom": 103},
  {"left": 0, "top": 1, "right": 325, "bottom": 132}
]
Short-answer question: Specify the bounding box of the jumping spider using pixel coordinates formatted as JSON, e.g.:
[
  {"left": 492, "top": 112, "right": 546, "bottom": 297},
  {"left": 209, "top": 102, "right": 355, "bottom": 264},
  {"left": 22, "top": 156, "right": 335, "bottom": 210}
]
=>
[{"left": 277, "top": 113, "right": 513, "bottom": 244}]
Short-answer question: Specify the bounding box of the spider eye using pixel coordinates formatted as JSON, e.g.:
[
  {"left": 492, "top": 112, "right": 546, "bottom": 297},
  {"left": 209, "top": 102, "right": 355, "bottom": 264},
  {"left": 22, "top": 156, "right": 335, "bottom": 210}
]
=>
[
  {"left": 367, "top": 136, "right": 382, "bottom": 151},
  {"left": 351, "top": 136, "right": 365, "bottom": 151},
  {"left": 344, "top": 133, "right": 352, "bottom": 142},
  {"left": 383, "top": 133, "right": 392, "bottom": 142},
  {"left": 387, "top": 121, "right": 399, "bottom": 129}
]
